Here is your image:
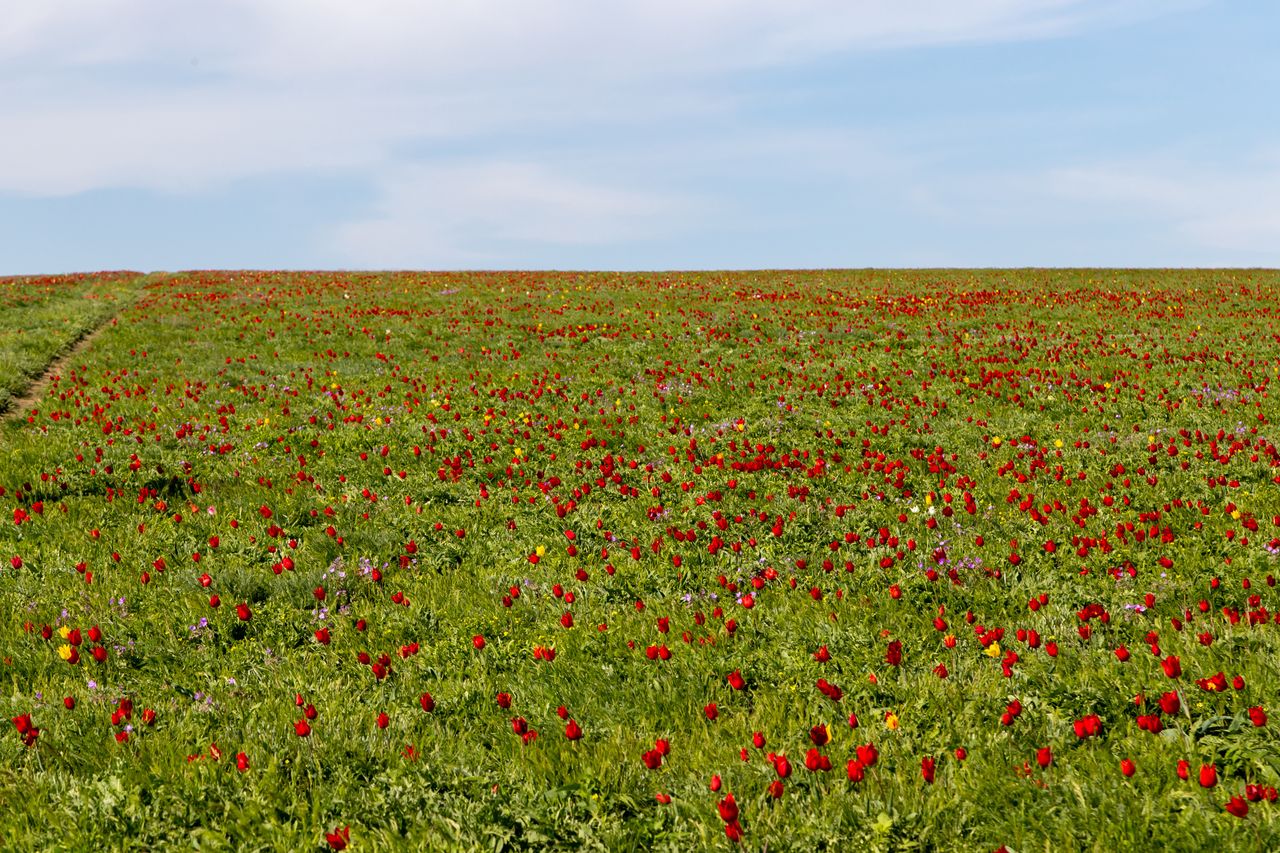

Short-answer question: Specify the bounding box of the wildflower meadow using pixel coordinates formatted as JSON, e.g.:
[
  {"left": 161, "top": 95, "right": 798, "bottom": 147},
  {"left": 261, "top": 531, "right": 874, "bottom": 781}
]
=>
[{"left": 3, "top": 269, "right": 1280, "bottom": 851}]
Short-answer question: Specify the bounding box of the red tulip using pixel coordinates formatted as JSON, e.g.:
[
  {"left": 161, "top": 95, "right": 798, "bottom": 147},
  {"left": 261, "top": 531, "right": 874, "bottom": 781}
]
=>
[
  {"left": 1199, "top": 764, "right": 1218, "bottom": 788},
  {"left": 717, "top": 794, "right": 739, "bottom": 823},
  {"left": 325, "top": 825, "right": 350, "bottom": 850},
  {"left": 11, "top": 713, "right": 39, "bottom": 747},
  {"left": 804, "top": 747, "right": 832, "bottom": 772},
  {"left": 1073, "top": 715, "right": 1101, "bottom": 738}
]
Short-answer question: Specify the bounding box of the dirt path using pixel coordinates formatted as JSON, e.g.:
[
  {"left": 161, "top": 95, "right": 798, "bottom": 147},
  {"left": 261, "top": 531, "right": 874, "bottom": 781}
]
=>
[
  {"left": 3, "top": 274, "right": 155, "bottom": 421},
  {"left": 6, "top": 322, "right": 116, "bottom": 419}
]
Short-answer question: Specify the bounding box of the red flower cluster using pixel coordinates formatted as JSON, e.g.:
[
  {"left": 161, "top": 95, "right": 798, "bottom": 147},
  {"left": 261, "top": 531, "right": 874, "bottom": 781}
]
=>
[
  {"left": 1073, "top": 715, "right": 1101, "bottom": 739},
  {"left": 12, "top": 713, "right": 39, "bottom": 747}
]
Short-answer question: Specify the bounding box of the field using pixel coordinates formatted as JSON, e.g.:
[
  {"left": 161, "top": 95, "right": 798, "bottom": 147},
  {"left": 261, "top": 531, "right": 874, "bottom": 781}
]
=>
[{"left": 3, "top": 269, "right": 1280, "bottom": 851}]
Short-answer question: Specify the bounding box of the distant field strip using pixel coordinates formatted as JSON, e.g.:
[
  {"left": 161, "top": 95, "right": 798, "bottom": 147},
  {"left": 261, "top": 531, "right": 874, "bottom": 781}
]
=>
[{"left": 0, "top": 272, "right": 146, "bottom": 415}]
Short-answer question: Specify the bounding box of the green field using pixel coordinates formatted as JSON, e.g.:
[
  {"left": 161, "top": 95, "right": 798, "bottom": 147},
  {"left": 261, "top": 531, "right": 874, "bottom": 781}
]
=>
[
  {"left": 3, "top": 270, "right": 1280, "bottom": 851},
  {"left": 0, "top": 272, "right": 143, "bottom": 414}
]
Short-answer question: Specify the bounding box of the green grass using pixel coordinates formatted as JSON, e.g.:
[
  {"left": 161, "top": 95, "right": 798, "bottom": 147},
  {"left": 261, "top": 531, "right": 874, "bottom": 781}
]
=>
[
  {"left": 2, "top": 269, "right": 1280, "bottom": 851},
  {"left": 0, "top": 272, "right": 145, "bottom": 414}
]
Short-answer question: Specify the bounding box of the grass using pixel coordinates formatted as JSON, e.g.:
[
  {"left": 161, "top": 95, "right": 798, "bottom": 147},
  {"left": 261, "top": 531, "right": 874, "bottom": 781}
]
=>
[
  {"left": 2, "top": 269, "right": 1279, "bottom": 851},
  {"left": 0, "top": 272, "right": 145, "bottom": 414}
]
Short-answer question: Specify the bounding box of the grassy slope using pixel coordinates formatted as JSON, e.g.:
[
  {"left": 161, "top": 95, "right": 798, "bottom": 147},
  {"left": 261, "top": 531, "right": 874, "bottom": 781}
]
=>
[
  {"left": 0, "top": 272, "right": 145, "bottom": 414},
  {"left": 1, "top": 270, "right": 1279, "bottom": 851}
]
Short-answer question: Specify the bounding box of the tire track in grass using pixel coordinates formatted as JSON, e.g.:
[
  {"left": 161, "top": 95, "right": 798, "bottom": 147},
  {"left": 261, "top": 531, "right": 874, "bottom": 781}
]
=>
[{"left": 1, "top": 272, "right": 157, "bottom": 422}]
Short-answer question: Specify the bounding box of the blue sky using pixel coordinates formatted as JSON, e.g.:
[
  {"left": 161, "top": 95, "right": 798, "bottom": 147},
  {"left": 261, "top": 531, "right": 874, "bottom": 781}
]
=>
[{"left": 2, "top": 0, "right": 1277, "bottom": 272}]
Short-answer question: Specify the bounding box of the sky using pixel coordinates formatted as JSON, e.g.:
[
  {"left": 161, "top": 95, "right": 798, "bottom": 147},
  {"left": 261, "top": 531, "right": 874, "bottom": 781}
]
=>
[{"left": 2, "top": 0, "right": 1278, "bottom": 272}]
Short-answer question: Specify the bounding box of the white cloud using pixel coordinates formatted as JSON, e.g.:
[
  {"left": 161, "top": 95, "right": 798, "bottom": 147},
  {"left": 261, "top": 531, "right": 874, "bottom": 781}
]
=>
[
  {"left": 1047, "top": 156, "right": 1280, "bottom": 255},
  {"left": 0, "top": 0, "right": 1217, "bottom": 267},
  {"left": 0, "top": 0, "right": 1184, "bottom": 197},
  {"left": 217, "top": 0, "right": 1184, "bottom": 81},
  {"left": 901, "top": 151, "right": 1280, "bottom": 263},
  {"left": 0, "top": 95, "right": 383, "bottom": 196},
  {"left": 334, "top": 162, "right": 704, "bottom": 267},
  {"left": 3, "top": 1, "right": 1181, "bottom": 80}
]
